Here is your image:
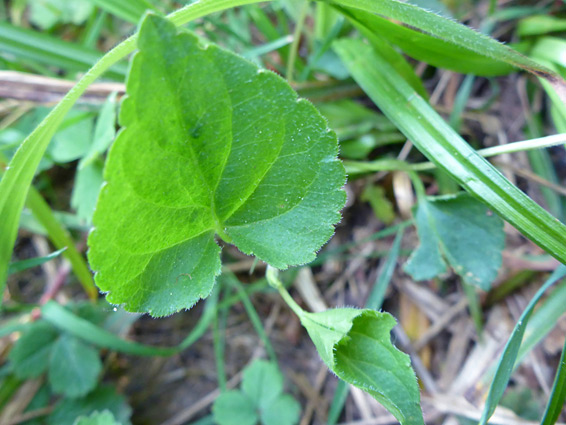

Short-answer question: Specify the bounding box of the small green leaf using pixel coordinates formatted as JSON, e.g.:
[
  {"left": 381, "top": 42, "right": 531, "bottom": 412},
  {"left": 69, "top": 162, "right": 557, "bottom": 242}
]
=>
[
  {"left": 260, "top": 394, "right": 301, "bottom": 425},
  {"left": 74, "top": 410, "right": 121, "bottom": 425},
  {"left": 48, "top": 334, "right": 102, "bottom": 398},
  {"left": 48, "top": 385, "right": 132, "bottom": 425},
  {"left": 301, "top": 308, "right": 423, "bottom": 425},
  {"left": 80, "top": 92, "right": 118, "bottom": 169},
  {"left": 242, "top": 360, "right": 283, "bottom": 410},
  {"left": 212, "top": 391, "right": 258, "bottom": 425},
  {"left": 405, "top": 193, "right": 504, "bottom": 290},
  {"left": 88, "top": 14, "right": 345, "bottom": 316},
  {"left": 9, "top": 321, "right": 59, "bottom": 379},
  {"left": 213, "top": 360, "right": 301, "bottom": 425},
  {"left": 71, "top": 159, "right": 104, "bottom": 223}
]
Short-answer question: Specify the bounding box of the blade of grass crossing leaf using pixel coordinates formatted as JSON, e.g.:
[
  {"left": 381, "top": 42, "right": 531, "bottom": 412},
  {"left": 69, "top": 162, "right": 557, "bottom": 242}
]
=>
[
  {"left": 478, "top": 265, "right": 566, "bottom": 425},
  {"left": 8, "top": 248, "right": 66, "bottom": 275},
  {"left": 541, "top": 335, "right": 566, "bottom": 425},
  {"left": 328, "top": 227, "right": 405, "bottom": 425},
  {"left": 0, "top": 0, "right": 272, "bottom": 306},
  {"left": 334, "top": 39, "right": 566, "bottom": 266}
]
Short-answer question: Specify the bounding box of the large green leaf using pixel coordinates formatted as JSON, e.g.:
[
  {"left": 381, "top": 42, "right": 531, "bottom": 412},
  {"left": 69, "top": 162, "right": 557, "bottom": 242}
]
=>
[
  {"left": 405, "top": 193, "right": 504, "bottom": 291},
  {"left": 88, "top": 14, "right": 345, "bottom": 317},
  {"left": 301, "top": 308, "right": 423, "bottom": 425},
  {"left": 334, "top": 39, "right": 566, "bottom": 267},
  {"left": 0, "top": 0, "right": 269, "bottom": 308}
]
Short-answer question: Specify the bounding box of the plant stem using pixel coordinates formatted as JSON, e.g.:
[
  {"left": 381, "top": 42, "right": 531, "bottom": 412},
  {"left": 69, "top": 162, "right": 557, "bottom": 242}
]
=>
[
  {"left": 345, "top": 133, "right": 566, "bottom": 175},
  {"left": 286, "top": 0, "right": 309, "bottom": 84},
  {"left": 266, "top": 266, "right": 306, "bottom": 319}
]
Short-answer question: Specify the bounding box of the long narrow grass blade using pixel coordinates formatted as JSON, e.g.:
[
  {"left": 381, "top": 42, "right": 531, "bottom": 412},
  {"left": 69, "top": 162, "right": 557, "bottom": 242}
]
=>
[
  {"left": 327, "top": 0, "right": 565, "bottom": 95},
  {"left": 478, "top": 266, "right": 566, "bottom": 425},
  {"left": 334, "top": 6, "right": 514, "bottom": 76},
  {"left": 334, "top": 39, "right": 566, "bottom": 266},
  {"left": 8, "top": 248, "right": 66, "bottom": 275},
  {"left": 0, "top": 22, "right": 127, "bottom": 79},
  {"left": 541, "top": 336, "right": 566, "bottom": 425}
]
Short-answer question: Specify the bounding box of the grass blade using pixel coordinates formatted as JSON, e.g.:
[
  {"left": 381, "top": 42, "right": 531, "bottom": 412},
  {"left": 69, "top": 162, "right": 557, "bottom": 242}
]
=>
[
  {"left": 478, "top": 266, "right": 566, "bottom": 425},
  {"left": 0, "top": 22, "right": 127, "bottom": 79},
  {"left": 334, "top": 39, "right": 566, "bottom": 266},
  {"left": 541, "top": 335, "right": 566, "bottom": 425},
  {"left": 8, "top": 248, "right": 66, "bottom": 275},
  {"left": 335, "top": 6, "right": 514, "bottom": 77},
  {"left": 327, "top": 0, "right": 566, "bottom": 95}
]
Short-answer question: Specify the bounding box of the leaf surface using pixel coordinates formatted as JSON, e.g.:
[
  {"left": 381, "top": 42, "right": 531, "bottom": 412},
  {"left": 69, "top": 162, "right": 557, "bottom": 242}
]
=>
[
  {"left": 48, "top": 385, "right": 132, "bottom": 425},
  {"left": 8, "top": 321, "right": 59, "bottom": 379},
  {"left": 48, "top": 334, "right": 102, "bottom": 398},
  {"left": 301, "top": 309, "right": 424, "bottom": 425},
  {"left": 405, "top": 194, "right": 504, "bottom": 290},
  {"left": 88, "top": 14, "right": 345, "bottom": 316},
  {"left": 74, "top": 410, "right": 121, "bottom": 425},
  {"left": 212, "top": 391, "right": 258, "bottom": 425}
]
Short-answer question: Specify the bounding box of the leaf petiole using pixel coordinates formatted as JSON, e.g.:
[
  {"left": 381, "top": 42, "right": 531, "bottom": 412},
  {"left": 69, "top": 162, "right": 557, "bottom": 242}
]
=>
[{"left": 266, "top": 266, "right": 306, "bottom": 320}]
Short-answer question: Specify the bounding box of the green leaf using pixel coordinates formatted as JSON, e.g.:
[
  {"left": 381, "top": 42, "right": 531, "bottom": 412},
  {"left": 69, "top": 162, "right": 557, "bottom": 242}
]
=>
[
  {"left": 301, "top": 308, "right": 423, "bottom": 425},
  {"left": 405, "top": 193, "right": 504, "bottom": 290},
  {"left": 48, "top": 334, "right": 102, "bottom": 398},
  {"left": 260, "top": 395, "right": 301, "bottom": 425},
  {"left": 213, "top": 360, "right": 301, "bottom": 425},
  {"left": 71, "top": 159, "right": 104, "bottom": 223},
  {"left": 88, "top": 14, "right": 345, "bottom": 317},
  {"left": 334, "top": 39, "right": 566, "bottom": 269},
  {"left": 0, "top": 0, "right": 270, "bottom": 306},
  {"left": 28, "top": 0, "right": 93, "bottom": 30},
  {"left": 8, "top": 321, "right": 59, "bottom": 379},
  {"left": 48, "top": 385, "right": 132, "bottom": 425},
  {"left": 212, "top": 391, "right": 258, "bottom": 425},
  {"left": 241, "top": 360, "right": 283, "bottom": 410},
  {"left": 80, "top": 92, "right": 118, "bottom": 170},
  {"left": 74, "top": 410, "right": 122, "bottom": 425},
  {"left": 48, "top": 111, "right": 94, "bottom": 164}
]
